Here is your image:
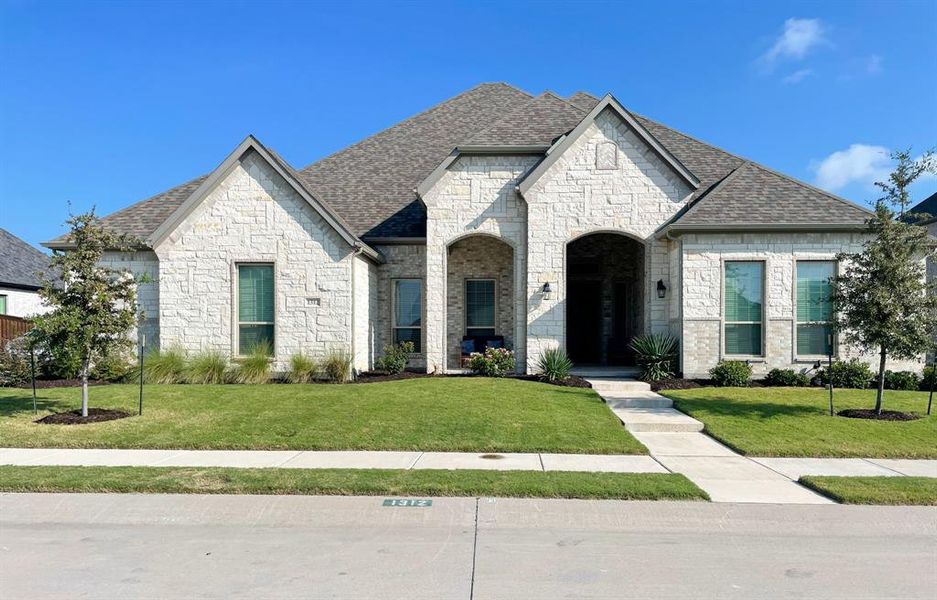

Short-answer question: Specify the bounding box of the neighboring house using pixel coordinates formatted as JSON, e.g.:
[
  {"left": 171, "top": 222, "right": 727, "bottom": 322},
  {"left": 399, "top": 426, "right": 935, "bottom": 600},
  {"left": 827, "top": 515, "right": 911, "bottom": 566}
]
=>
[
  {"left": 909, "top": 191, "right": 937, "bottom": 362},
  {"left": 44, "top": 84, "right": 924, "bottom": 377},
  {"left": 0, "top": 228, "right": 51, "bottom": 318}
]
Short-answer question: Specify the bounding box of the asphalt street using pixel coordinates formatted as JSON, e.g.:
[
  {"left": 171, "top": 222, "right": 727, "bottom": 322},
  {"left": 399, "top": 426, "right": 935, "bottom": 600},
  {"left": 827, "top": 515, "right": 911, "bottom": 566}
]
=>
[{"left": 1, "top": 493, "right": 935, "bottom": 599}]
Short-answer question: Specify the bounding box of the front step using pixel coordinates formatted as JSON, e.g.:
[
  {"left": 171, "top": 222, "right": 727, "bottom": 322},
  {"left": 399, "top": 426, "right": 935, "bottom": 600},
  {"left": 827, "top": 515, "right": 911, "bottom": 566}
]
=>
[
  {"left": 612, "top": 407, "right": 705, "bottom": 433},
  {"left": 586, "top": 379, "right": 651, "bottom": 393},
  {"left": 604, "top": 394, "right": 673, "bottom": 409}
]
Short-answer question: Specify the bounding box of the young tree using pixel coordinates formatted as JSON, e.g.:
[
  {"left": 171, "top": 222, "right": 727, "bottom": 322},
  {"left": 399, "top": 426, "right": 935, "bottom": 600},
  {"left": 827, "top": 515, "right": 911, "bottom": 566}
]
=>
[
  {"left": 34, "top": 211, "right": 142, "bottom": 417},
  {"left": 876, "top": 148, "right": 935, "bottom": 218},
  {"left": 831, "top": 151, "right": 937, "bottom": 415}
]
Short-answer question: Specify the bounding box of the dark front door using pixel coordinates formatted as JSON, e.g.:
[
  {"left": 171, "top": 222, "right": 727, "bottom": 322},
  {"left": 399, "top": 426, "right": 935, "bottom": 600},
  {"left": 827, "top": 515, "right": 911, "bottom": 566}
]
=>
[{"left": 567, "top": 279, "right": 602, "bottom": 364}]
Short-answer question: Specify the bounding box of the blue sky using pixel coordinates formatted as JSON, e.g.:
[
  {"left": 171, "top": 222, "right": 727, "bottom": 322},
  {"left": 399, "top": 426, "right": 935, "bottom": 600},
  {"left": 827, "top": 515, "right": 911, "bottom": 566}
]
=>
[{"left": 1, "top": 0, "right": 935, "bottom": 248}]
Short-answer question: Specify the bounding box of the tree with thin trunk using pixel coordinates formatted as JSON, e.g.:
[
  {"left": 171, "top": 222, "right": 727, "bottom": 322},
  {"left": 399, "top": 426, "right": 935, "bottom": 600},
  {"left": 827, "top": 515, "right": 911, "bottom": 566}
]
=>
[
  {"left": 34, "top": 211, "right": 141, "bottom": 417},
  {"left": 831, "top": 150, "right": 937, "bottom": 415}
]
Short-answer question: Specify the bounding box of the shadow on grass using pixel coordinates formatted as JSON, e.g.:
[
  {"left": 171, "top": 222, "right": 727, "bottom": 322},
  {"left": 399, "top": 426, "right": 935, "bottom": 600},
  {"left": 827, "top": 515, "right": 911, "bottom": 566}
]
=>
[
  {"left": 671, "top": 396, "right": 824, "bottom": 419},
  {"left": 0, "top": 395, "right": 73, "bottom": 417}
]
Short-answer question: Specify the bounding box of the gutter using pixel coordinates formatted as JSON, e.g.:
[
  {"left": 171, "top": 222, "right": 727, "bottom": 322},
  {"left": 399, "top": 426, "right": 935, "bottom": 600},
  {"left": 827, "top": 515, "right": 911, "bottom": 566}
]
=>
[{"left": 658, "top": 222, "right": 871, "bottom": 240}]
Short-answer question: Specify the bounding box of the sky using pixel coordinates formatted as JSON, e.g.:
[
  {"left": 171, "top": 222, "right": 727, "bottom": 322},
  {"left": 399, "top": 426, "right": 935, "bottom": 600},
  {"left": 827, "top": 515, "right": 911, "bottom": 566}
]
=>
[{"left": 1, "top": 0, "right": 935, "bottom": 249}]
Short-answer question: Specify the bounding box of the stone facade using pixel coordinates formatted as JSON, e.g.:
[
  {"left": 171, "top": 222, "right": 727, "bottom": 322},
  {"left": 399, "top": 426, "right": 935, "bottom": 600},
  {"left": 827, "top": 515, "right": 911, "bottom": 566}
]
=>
[
  {"left": 153, "top": 150, "right": 359, "bottom": 370},
  {"left": 680, "top": 231, "right": 925, "bottom": 378},
  {"left": 446, "top": 235, "right": 515, "bottom": 369},
  {"left": 521, "top": 107, "right": 693, "bottom": 371},
  {"left": 422, "top": 154, "right": 537, "bottom": 373},
  {"left": 97, "top": 251, "right": 160, "bottom": 349},
  {"left": 372, "top": 243, "right": 427, "bottom": 370}
]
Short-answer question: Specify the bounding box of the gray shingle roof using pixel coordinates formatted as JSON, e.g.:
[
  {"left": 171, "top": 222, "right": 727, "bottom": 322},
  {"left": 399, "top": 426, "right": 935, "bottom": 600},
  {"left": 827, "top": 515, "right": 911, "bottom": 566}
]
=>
[
  {"left": 47, "top": 83, "right": 875, "bottom": 246},
  {"left": 910, "top": 191, "right": 937, "bottom": 223},
  {"left": 0, "top": 228, "right": 51, "bottom": 289}
]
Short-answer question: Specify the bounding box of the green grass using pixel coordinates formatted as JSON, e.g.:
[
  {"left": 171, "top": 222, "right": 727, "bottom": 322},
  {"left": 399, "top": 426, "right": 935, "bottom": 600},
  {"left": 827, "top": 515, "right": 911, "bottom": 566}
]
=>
[
  {"left": 0, "top": 378, "right": 644, "bottom": 454},
  {"left": 0, "top": 466, "right": 707, "bottom": 501},
  {"left": 663, "top": 387, "right": 936, "bottom": 458},
  {"left": 799, "top": 476, "right": 937, "bottom": 505}
]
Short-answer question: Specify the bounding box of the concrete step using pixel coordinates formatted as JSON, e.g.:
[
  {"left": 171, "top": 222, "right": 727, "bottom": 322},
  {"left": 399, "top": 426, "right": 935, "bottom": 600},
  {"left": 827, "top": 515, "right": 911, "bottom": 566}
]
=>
[
  {"left": 587, "top": 379, "right": 651, "bottom": 393},
  {"left": 610, "top": 407, "right": 704, "bottom": 433},
  {"left": 604, "top": 395, "right": 673, "bottom": 409}
]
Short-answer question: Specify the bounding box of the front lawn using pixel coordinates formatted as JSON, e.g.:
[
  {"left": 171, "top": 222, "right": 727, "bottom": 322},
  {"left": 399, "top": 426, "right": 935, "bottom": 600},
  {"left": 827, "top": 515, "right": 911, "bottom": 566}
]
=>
[
  {"left": 799, "top": 476, "right": 937, "bottom": 505},
  {"left": 0, "top": 378, "right": 644, "bottom": 454},
  {"left": 0, "top": 465, "right": 706, "bottom": 501},
  {"left": 663, "top": 388, "right": 936, "bottom": 458}
]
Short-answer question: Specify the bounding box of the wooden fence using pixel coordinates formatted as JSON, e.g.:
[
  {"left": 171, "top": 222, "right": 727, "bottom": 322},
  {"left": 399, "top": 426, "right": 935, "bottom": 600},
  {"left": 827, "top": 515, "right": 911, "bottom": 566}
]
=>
[{"left": 0, "top": 315, "right": 33, "bottom": 342}]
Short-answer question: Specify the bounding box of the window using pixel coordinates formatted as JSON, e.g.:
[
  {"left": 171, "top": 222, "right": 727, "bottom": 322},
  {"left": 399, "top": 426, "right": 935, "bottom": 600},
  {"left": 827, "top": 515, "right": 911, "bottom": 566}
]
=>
[
  {"left": 796, "top": 261, "right": 836, "bottom": 356},
  {"left": 465, "top": 279, "right": 496, "bottom": 337},
  {"left": 393, "top": 279, "right": 422, "bottom": 352},
  {"left": 0, "top": 295, "right": 6, "bottom": 315},
  {"left": 724, "top": 261, "right": 764, "bottom": 356},
  {"left": 237, "top": 264, "right": 274, "bottom": 356}
]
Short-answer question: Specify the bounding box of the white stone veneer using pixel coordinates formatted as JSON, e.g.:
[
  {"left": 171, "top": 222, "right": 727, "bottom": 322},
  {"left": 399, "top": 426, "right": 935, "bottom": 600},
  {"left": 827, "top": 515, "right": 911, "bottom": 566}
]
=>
[
  {"left": 0, "top": 286, "right": 48, "bottom": 319},
  {"left": 153, "top": 150, "right": 364, "bottom": 371}
]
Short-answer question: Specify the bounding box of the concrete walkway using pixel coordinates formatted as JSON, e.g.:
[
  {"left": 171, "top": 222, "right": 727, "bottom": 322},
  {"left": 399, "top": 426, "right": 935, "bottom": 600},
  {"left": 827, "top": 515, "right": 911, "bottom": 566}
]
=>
[{"left": 589, "top": 378, "right": 896, "bottom": 505}]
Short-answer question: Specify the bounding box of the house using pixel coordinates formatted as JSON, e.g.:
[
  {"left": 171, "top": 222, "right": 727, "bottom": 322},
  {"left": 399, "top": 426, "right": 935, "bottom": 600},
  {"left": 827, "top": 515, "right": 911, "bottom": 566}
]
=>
[
  {"left": 910, "top": 191, "right": 937, "bottom": 284},
  {"left": 0, "top": 228, "right": 51, "bottom": 318},
  {"left": 44, "top": 84, "right": 924, "bottom": 377}
]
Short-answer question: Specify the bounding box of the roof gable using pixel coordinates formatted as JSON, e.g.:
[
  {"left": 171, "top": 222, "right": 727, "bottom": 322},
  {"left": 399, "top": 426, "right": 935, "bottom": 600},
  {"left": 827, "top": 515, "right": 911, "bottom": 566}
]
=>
[
  {"left": 517, "top": 94, "right": 701, "bottom": 196},
  {"left": 148, "top": 136, "right": 380, "bottom": 261}
]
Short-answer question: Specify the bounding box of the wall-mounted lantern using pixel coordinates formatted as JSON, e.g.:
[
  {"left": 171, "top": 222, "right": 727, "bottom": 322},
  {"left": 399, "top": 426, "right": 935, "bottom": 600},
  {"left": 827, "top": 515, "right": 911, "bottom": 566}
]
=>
[
  {"left": 656, "top": 279, "right": 667, "bottom": 299},
  {"left": 542, "top": 282, "right": 553, "bottom": 301}
]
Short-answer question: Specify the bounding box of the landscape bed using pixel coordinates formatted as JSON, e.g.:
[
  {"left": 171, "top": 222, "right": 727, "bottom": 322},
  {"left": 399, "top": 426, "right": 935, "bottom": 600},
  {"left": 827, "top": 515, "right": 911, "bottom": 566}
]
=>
[
  {"left": 0, "top": 465, "right": 708, "bottom": 501},
  {"left": 663, "top": 387, "right": 936, "bottom": 458},
  {"left": 0, "top": 378, "right": 645, "bottom": 454}
]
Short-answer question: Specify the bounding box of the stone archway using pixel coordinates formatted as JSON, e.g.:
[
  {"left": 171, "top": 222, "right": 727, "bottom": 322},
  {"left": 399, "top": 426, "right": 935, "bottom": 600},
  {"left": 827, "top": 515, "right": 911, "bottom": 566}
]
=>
[
  {"left": 565, "top": 232, "right": 645, "bottom": 366},
  {"left": 446, "top": 235, "right": 515, "bottom": 370}
]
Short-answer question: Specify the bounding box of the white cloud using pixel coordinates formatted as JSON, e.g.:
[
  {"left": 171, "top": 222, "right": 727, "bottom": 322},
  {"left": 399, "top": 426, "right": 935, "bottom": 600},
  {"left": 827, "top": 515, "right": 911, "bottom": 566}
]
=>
[
  {"left": 782, "top": 68, "right": 813, "bottom": 84},
  {"left": 866, "top": 54, "right": 883, "bottom": 75},
  {"left": 812, "top": 144, "right": 891, "bottom": 191},
  {"left": 762, "top": 18, "right": 829, "bottom": 65}
]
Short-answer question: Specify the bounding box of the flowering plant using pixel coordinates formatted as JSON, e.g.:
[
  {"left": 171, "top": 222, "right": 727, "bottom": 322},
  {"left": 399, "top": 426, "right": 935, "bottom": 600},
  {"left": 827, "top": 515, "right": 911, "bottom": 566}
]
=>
[{"left": 468, "top": 347, "right": 515, "bottom": 377}]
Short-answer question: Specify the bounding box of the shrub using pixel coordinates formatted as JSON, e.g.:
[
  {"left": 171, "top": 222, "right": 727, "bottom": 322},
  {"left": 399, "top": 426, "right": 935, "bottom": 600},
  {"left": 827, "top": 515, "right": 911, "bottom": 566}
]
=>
[
  {"left": 0, "top": 337, "right": 32, "bottom": 387},
  {"left": 287, "top": 352, "right": 319, "bottom": 383},
  {"left": 883, "top": 370, "right": 920, "bottom": 391},
  {"left": 469, "top": 347, "right": 516, "bottom": 377},
  {"left": 143, "top": 346, "right": 187, "bottom": 384},
  {"left": 764, "top": 368, "right": 810, "bottom": 387},
  {"left": 538, "top": 347, "right": 572, "bottom": 382},
  {"left": 374, "top": 341, "right": 414, "bottom": 375},
  {"left": 90, "top": 351, "right": 135, "bottom": 383},
  {"left": 43, "top": 341, "right": 82, "bottom": 380},
  {"left": 231, "top": 344, "right": 271, "bottom": 384},
  {"left": 814, "top": 359, "right": 873, "bottom": 389},
  {"left": 186, "top": 350, "right": 228, "bottom": 384},
  {"left": 322, "top": 347, "right": 353, "bottom": 383},
  {"left": 709, "top": 360, "right": 752, "bottom": 387},
  {"left": 922, "top": 366, "right": 937, "bottom": 391},
  {"left": 629, "top": 333, "right": 678, "bottom": 382}
]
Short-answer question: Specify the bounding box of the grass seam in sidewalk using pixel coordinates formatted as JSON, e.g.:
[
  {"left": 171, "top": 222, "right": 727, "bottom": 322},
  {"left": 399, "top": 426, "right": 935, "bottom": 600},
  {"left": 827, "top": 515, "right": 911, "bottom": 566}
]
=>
[{"left": 0, "top": 465, "right": 708, "bottom": 501}]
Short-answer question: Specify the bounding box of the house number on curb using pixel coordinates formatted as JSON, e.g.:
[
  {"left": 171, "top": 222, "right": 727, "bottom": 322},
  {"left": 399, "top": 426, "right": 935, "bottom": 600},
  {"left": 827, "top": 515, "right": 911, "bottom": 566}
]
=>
[{"left": 383, "top": 499, "right": 432, "bottom": 507}]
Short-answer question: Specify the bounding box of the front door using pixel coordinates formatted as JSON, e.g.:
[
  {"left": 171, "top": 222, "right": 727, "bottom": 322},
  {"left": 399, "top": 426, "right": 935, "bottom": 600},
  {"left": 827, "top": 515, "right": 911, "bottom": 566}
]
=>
[{"left": 567, "top": 280, "right": 602, "bottom": 364}]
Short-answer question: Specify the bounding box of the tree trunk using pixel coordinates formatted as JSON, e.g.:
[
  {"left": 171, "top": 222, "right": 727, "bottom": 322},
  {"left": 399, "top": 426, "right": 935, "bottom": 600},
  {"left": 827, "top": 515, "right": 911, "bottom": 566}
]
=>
[
  {"left": 80, "top": 360, "right": 90, "bottom": 418},
  {"left": 875, "top": 345, "right": 887, "bottom": 416}
]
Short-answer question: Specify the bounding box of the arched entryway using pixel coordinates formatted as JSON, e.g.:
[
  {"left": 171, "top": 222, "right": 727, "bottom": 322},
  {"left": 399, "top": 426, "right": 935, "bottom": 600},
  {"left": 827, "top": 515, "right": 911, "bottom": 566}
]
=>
[
  {"left": 566, "top": 232, "right": 645, "bottom": 366},
  {"left": 446, "top": 235, "right": 515, "bottom": 370}
]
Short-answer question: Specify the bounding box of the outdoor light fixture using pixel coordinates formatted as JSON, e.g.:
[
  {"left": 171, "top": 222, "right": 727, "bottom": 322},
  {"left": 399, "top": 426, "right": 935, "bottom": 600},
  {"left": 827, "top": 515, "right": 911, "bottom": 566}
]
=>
[
  {"left": 542, "top": 282, "right": 553, "bottom": 300},
  {"left": 656, "top": 279, "right": 667, "bottom": 299}
]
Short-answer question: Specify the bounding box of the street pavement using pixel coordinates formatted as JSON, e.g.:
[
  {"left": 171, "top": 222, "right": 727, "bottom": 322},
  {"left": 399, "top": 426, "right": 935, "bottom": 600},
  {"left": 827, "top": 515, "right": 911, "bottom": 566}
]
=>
[{"left": 2, "top": 493, "right": 935, "bottom": 599}]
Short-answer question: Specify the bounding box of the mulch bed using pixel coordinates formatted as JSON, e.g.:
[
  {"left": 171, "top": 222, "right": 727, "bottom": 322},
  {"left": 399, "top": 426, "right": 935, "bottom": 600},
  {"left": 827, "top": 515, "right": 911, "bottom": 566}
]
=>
[
  {"left": 352, "top": 371, "right": 433, "bottom": 383},
  {"left": 837, "top": 409, "right": 921, "bottom": 422},
  {"left": 512, "top": 374, "right": 592, "bottom": 388},
  {"left": 35, "top": 408, "right": 133, "bottom": 425},
  {"left": 651, "top": 378, "right": 709, "bottom": 391},
  {"left": 16, "top": 379, "right": 108, "bottom": 389}
]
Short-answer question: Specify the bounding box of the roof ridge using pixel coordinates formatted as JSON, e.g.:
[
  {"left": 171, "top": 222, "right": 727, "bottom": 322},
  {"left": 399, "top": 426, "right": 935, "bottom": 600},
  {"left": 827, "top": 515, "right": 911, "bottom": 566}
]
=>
[
  {"left": 673, "top": 161, "right": 750, "bottom": 223},
  {"left": 299, "top": 83, "right": 532, "bottom": 172},
  {"left": 634, "top": 111, "right": 873, "bottom": 217}
]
